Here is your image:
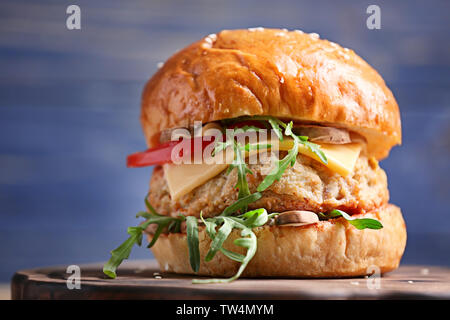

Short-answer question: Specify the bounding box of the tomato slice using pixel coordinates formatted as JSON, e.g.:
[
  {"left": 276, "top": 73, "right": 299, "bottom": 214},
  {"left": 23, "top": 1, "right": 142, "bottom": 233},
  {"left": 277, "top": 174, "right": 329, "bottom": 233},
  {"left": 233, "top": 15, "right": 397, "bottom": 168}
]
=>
[{"left": 126, "top": 136, "right": 218, "bottom": 168}]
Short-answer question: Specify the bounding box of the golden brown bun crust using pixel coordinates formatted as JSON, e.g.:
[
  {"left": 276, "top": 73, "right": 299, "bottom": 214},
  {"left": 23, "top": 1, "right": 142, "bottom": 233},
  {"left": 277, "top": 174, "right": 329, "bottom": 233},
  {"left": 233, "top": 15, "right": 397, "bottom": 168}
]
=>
[
  {"left": 149, "top": 204, "right": 406, "bottom": 278},
  {"left": 141, "top": 28, "right": 401, "bottom": 159}
]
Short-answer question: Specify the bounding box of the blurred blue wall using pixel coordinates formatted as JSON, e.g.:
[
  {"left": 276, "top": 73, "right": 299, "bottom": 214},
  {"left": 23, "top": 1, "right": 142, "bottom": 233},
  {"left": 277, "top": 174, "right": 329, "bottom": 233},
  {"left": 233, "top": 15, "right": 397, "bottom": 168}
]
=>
[{"left": 0, "top": 0, "right": 449, "bottom": 281}]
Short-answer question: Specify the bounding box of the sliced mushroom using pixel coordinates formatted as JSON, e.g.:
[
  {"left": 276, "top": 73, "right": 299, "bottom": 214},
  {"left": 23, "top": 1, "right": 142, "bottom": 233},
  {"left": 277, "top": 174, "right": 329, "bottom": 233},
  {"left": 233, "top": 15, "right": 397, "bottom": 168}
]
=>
[
  {"left": 293, "top": 125, "right": 351, "bottom": 144},
  {"left": 276, "top": 210, "right": 319, "bottom": 227}
]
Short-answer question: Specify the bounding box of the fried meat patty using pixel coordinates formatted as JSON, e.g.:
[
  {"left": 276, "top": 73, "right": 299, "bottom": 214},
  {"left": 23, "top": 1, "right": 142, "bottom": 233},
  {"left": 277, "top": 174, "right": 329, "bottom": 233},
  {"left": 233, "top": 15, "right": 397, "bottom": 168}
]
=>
[{"left": 148, "top": 154, "right": 389, "bottom": 218}]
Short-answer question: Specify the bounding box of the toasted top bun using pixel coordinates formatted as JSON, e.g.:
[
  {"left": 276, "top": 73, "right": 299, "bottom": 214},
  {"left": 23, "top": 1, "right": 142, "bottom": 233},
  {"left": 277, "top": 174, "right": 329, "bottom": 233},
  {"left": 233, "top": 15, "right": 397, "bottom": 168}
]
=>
[{"left": 141, "top": 28, "right": 401, "bottom": 159}]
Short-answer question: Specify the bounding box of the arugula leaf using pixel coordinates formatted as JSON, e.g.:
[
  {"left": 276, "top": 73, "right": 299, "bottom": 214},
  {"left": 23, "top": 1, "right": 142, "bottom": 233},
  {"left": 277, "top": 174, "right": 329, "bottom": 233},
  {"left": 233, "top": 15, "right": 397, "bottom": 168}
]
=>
[
  {"left": 201, "top": 212, "right": 216, "bottom": 239},
  {"left": 227, "top": 141, "right": 253, "bottom": 202},
  {"left": 193, "top": 209, "right": 268, "bottom": 284},
  {"left": 257, "top": 123, "right": 300, "bottom": 192},
  {"left": 239, "top": 208, "right": 268, "bottom": 228},
  {"left": 186, "top": 216, "right": 200, "bottom": 272},
  {"left": 221, "top": 192, "right": 262, "bottom": 216},
  {"left": 103, "top": 197, "right": 184, "bottom": 279},
  {"left": 243, "top": 142, "right": 272, "bottom": 152},
  {"left": 212, "top": 140, "right": 233, "bottom": 157},
  {"left": 219, "top": 248, "right": 246, "bottom": 263},
  {"left": 147, "top": 221, "right": 169, "bottom": 248},
  {"left": 103, "top": 226, "right": 145, "bottom": 279},
  {"left": 268, "top": 118, "right": 284, "bottom": 141},
  {"left": 144, "top": 193, "right": 159, "bottom": 215},
  {"left": 213, "top": 133, "right": 271, "bottom": 159},
  {"left": 205, "top": 218, "right": 234, "bottom": 262},
  {"left": 217, "top": 134, "right": 271, "bottom": 204},
  {"left": 327, "top": 209, "right": 383, "bottom": 230},
  {"left": 227, "top": 230, "right": 257, "bottom": 282},
  {"left": 193, "top": 229, "right": 257, "bottom": 284},
  {"left": 201, "top": 212, "right": 246, "bottom": 263},
  {"left": 238, "top": 115, "right": 327, "bottom": 165},
  {"left": 256, "top": 119, "right": 328, "bottom": 191},
  {"left": 136, "top": 211, "right": 151, "bottom": 219},
  {"left": 168, "top": 219, "right": 182, "bottom": 233},
  {"left": 303, "top": 139, "right": 328, "bottom": 164},
  {"left": 146, "top": 210, "right": 185, "bottom": 249}
]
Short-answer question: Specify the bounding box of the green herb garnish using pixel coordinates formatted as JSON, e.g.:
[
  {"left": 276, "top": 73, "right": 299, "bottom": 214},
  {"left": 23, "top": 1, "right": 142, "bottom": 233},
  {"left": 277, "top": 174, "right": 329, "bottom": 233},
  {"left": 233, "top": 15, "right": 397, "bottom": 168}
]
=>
[
  {"left": 221, "top": 192, "right": 262, "bottom": 216},
  {"left": 200, "top": 211, "right": 246, "bottom": 263},
  {"left": 225, "top": 116, "right": 327, "bottom": 192},
  {"left": 103, "top": 196, "right": 184, "bottom": 278},
  {"left": 257, "top": 121, "right": 300, "bottom": 191},
  {"left": 205, "top": 218, "right": 234, "bottom": 262},
  {"left": 325, "top": 209, "right": 383, "bottom": 230},
  {"left": 234, "top": 115, "right": 328, "bottom": 165},
  {"left": 186, "top": 216, "right": 200, "bottom": 272},
  {"left": 103, "top": 226, "right": 145, "bottom": 279},
  {"left": 193, "top": 208, "right": 267, "bottom": 284},
  {"left": 226, "top": 141, "right": 253, "bottom": 211},
  {"left": 212, "top": 140, "right": 233, "bottom": 157},
  {"left": 268, "top": 118, "right": 284, "bottom": 141}
]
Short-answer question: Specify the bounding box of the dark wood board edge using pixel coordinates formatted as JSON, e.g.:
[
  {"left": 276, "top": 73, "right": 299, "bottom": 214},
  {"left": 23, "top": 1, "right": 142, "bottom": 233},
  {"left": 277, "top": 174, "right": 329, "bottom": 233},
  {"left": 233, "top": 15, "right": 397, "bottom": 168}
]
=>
[{"left": 10, "top": 262, "right": 450, "bottom": 300}]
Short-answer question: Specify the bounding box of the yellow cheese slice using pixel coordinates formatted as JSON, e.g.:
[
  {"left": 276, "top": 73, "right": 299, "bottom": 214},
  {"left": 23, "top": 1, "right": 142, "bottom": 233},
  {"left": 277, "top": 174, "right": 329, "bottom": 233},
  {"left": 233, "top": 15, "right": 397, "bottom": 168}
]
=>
[
  {"left": 163, "top": 140, "right": 362, "bottom": 200},
  {"left": 277, "top": 139, "right": 362, "bottom": 177},
  {"left": 163, "top": 147, "right": 235, "bottom": 201}
]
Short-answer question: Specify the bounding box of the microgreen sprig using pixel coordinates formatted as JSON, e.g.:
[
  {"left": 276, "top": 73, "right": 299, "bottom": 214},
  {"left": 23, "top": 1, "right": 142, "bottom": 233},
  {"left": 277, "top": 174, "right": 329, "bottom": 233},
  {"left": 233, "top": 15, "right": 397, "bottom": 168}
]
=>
[
  {"left": 186, "top": 216, "right": 201, "bottom": 272},
  {"left": 224, "top": 116, "right": 327, "bottom": 192},
  {"left": 221, "top": 192, "right": 262, "bottom": 216},
  {"left": 228, "top": 141, "right": 253, "bottom": 201},
  {"left": 232, "top": 115, "right": 328, "bottom": 164},
  {"left": 193, "top": 208, "right": 268, "bottom": 284},
  {"left": 325, "top": 209, "right": 383, "bottom": 230},
  {"left": 103, "top": 195, "right": 184, "bottom": 279},
  {"left": 257, "top": 121, "right": 300, "bottom": 191}
]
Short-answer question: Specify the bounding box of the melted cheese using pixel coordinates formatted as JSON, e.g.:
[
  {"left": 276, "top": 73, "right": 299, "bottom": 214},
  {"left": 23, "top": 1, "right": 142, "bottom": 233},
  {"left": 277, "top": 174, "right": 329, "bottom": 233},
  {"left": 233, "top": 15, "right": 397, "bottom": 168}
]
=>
[{"left": 163, "top": 140, "right": 362, "bottom": 200}]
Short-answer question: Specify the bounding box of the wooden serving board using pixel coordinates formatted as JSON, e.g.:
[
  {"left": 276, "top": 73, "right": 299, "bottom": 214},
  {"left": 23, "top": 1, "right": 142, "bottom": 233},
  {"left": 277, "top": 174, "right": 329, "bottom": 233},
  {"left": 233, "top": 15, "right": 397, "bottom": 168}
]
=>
[{"left": 11, "top": 260, "right": 450, "bottom": 300}]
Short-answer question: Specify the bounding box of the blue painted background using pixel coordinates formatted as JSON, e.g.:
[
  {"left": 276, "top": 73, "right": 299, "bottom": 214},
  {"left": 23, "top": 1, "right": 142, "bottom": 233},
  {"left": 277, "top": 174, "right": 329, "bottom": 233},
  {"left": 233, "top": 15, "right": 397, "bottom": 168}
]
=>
[{"left": 0, "top": 0, "right": 449, "bottom": 281}]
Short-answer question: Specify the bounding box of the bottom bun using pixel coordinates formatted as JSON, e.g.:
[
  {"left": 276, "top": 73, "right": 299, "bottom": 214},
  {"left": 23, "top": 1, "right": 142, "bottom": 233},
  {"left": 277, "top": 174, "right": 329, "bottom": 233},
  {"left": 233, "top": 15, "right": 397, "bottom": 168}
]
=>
[{"left": 149, "top": 204, "right": 406, "bottom": 278}]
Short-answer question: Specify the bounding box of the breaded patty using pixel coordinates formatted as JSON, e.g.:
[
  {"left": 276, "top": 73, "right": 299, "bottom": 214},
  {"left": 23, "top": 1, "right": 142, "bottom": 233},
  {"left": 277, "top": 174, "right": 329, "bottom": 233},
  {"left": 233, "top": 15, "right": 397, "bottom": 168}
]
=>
[{"left": 148, "top": 154, "right": 389, "bottom": 218}]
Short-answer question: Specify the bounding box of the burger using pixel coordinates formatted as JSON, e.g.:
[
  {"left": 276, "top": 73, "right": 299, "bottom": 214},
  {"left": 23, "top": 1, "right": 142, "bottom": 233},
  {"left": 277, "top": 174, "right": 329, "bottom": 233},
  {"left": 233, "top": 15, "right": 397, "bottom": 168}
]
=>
[{"left": 103, "top": 28, "right": 406, "bottom": 282}]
